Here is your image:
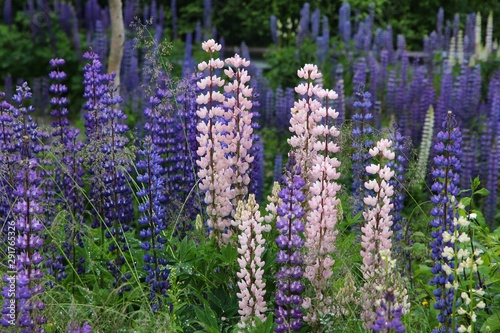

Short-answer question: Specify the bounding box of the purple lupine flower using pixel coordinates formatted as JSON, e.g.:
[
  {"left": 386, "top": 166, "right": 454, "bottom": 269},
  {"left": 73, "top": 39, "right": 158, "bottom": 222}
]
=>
[
  {"left": 444, "top": 20, "right": 451, "bottom": 55},
  {"left": 273, "top": 153, "right": 283, "bottom": 183},
  {"left": 351, "top": 88, "right": 374, "bottom": 215},
  {"left": 372, "top": 291, "right": 406, "bottom": 333},
  {"left": 0, "top": 92, "right": 15, "bottom": 230},
  {"left": 4, "top": 74, "right": 12, "bottom": 101},
  {"left": 137, "top": 139, "right": 169, "bottom": 312},
  {"left": 1, "top": 83, "right": 46, "bottom": 330},
  {"left": 465, "top": 13, "right": 476, "bottom": 56},
  {"left": 85, "top": 0, "right": 101, "bottom": 31},
  {"left": 316, "top": 15, "right": 329, "bottom": 66},
  {"left": 338, "top": 2, "right": 351, "bottom": 48},
  {"left": 435, "top": 66, "right": 453, "bottom": 136},
  {"left": 384, "top": 26, "right": 395, "bottom": 62},
  {"left": 170, "top": 74, "right": 203, "bottom": 234},
  {"left": 274, "top": 87, "right": 286, "bottom": 136},
  {"left": 203, "top": 0, "right": 212, "bottom": 39},
  {"left": 92, "top": 20, "right": 108, "bottom": 65},
  {"left": 388, "top": 129, "right": 412, "bottom": 272},
  {"left": 194, "top": 20, "right": 202, "bottom": 43},
  {"left": 182, "top": 32, "right": 195, "bottom": 76},
  {"left": 3, "top": 0, "right": 12, "bottom": 26},
  {"left": 353, "top": 57, "right": 367, "bottom": 91},
  {"left": 484, "top": 89, "right": 500, "bottom": 224},
  {"left": 68, "top": 321, "right": 94, "bottom": 333},
  {"left": 171, "top": 0, "right": 177, "bottom": 39},
  {"left": 49, "top": 58, "right": 86, "bottom": 282},
  {"left": 437, "top": 7, "right": 444, "bottom": 50},
  {"left": 270, "top": 15, "right": 278, "bottom": 44},
  {"left": 296, "top": 2, "right": 310, "bottom": 47},
  {"left": 275, "top": 152, "right": 305, "bottom": 333},
  {"left": 82, "top": 51, "right": 133, "bottom": 292},
  {"left": 368, "top": 52, "right": 379, "bottom": 102},
  {"left": 249, "top": 139, "right": 265, "bottom": 202},
  {"left": 123, "top": 0, "right": 136, "bottom": 28},
  {"left": 311, "top": 8, "right": 320, "bottom": 39},
  {"left": 429, "top": 111, "right": 461, "bottom": 333}
]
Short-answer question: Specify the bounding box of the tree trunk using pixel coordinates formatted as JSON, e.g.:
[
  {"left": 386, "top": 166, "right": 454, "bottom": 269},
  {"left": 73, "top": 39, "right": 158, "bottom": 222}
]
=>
[{"left": 108, "top": 0, "right": 125, "bottom": 92}]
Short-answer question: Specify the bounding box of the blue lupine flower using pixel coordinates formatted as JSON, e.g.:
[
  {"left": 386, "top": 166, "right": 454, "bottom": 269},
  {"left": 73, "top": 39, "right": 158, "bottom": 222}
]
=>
[
  {"left": 275, "top": 152, "right": 305, "bottom": 333},
  {"left": 429, "top": 111, "right": 461, "bottom": 333}
]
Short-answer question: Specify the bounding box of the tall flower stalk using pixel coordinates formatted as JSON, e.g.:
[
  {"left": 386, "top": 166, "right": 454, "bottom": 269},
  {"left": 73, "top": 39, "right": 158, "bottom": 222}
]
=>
[
  {"left": 302, "top": 89, "right": 342, "bottom": 326},
  {"left": 429, "top": 111, "right": 462, "bottom": 333},
  {"left": 136, "top": 138, "right": 169, "bottom": 312},
  {"left": 1, "top": 83, "right": 46, "bottom": 331},
  {"left": 233, "top": 194, "right": 270, "bottom": 330},
  {"left": 274, "top": 153, "right": 306, "bottom": 333},
  {"left": 196, "top": 39, "right": 233, "bottom": 244},
  {"left": 360, "top": 138, "right": 408, "bottom": 328}
]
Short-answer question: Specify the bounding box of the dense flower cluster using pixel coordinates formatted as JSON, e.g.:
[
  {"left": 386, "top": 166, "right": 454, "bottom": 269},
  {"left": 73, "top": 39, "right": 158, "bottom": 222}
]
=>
[
  {"left": 233, "top": 194, "right": 270, "bottom": 330},
  {"left": 429, "top": 111, "right": 462, "bottom": 332},
  {"left": 82, "top": 51, "right": 133, "bottom": 292},
  {"left": 302, "top": 89, "right": 341, "bottom": 325},
  {"left": 274, "top": 153, "right": 306, "bottom": 333},
  {"left": 196, "top": 39, "right": 234, "bottom": 244},
  {"left": 351, "top": 89, "right": 374, "bottom": 215},
  {"left": 360, "top": 139, "right": 398, "bottom": 328},
  {"left": 287, "top": 64, "right": 323, "bottom": 178},
  {"left": 1, "top": 83, "right": 46, "bottom": 330},
  {"left": 137, "top": 139, "right": 169, "bottom": 312}
]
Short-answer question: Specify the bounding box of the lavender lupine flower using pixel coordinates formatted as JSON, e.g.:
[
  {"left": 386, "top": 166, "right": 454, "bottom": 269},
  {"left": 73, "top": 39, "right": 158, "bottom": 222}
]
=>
[
  {"left": 303, "top": 89, "right": 341, "bottom": 326},
  {"left": 203, "top": 0, "right": 212, "bottom": 39},
  {"left": 275, "top": 152, "right": 305, "bottom": 333},
  {"left": 68, "top": 322, "right": 94, "bottom": 333},
  {"left": 351, "top": 88, "right": 374, "bottom": 215},
  {"left": 233, "top": 194, "right": 270, "bottom": 329},
  {"left": 311, "top": 8, "right": 320, "bottom": 39},
  {"left": 430, "top": 111, "right": 462, "bottom": 333},
  {"left": 137, "top": 139, "right": 169, "bottom": 312}
]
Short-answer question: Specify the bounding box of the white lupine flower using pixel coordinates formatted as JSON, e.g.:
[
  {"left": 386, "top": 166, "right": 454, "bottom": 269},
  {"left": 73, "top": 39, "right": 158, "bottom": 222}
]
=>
[
  {"left": 458, "top": 232, "right": 471, "bottom": 243},
  {"left": 476, "top": 301, "right": 486, "bottom": 309}
]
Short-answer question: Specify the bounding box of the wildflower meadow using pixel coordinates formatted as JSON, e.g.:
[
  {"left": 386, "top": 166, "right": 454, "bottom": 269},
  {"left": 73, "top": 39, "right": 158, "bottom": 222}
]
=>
[{"left": 1, "top": 1, "right": 500, "bottom": 332}]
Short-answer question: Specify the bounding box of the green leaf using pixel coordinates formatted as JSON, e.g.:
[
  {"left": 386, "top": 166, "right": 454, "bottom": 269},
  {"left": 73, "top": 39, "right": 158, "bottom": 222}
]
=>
[
  {"left": 460, "top": 197, "right": 471, "bottom": 208},
  {"left": 475, "top": 188, "right": 490, "bottom": 196},
  {"left": 481, "top": 311, "right": 500, "bottom": 332},
  {"left": 193, "top": 304, "right": 220, "bottom": 333}
]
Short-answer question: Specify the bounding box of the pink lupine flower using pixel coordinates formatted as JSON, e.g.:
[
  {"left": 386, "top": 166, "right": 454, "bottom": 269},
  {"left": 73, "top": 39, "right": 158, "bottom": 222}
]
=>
[
  {"left": 302, "top": 86, "right": 342, "bottom": 326},
  {"left": 223, "top": 53, "right": 254, "bottom": 203},
  {"left": 288, "top": 64, "right": 325, "bottom": 179},
  {"left": 360, "top": 139, "right": 408, "bottom": 328},
  {"left": 233, "top": 194, "right": 270, "bottom": 330},
  {"left": 196, "top": 39, "right": 234, "bottom": 244}
]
